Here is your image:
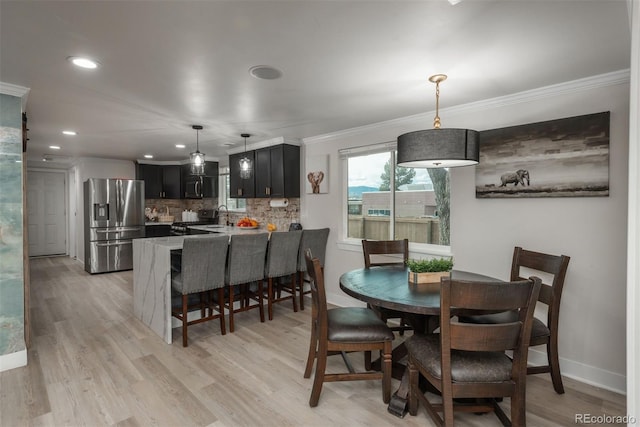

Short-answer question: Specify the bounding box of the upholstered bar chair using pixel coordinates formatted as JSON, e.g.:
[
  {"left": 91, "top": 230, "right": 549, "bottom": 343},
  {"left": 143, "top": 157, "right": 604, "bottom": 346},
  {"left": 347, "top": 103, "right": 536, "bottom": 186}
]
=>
[
  {"left": 225, "top": 233, "right": 269, "bottom": 333},
  {"left": 407, "top": 276, "right": 541, "bottom": 426},
  {"left": 461, "top": 246, "right": 571, "bottom": 394},
  {"left": 361, "top": 239, "right": 412, "bottom": 336},
  {"left": 295, "top": 228, "right": 330, "bottom": 310},
  {"left": 303, "top": 249, "right": 394, "bottom": 407},
  {"left": 171, "top": 235, "right": 229, "bottom": 347},
  {"left": 264, "top": 230, "right": 303, "bottom": 320}
]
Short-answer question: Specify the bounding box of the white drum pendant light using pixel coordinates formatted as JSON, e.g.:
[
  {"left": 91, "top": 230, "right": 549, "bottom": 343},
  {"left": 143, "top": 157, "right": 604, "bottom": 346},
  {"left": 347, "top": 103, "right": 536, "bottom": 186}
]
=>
[{"left": 397, "top": 74, "right": 479, "bottom": 168}]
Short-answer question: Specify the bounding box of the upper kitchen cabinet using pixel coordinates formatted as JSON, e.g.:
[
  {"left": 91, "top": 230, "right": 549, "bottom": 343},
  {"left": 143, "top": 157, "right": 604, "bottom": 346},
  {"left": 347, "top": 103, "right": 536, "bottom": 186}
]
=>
[
  {"left": 229, "top": 151, "right": 256, "bottom": 198},
  {"left": 181, "top": 161, "right": 218, "bottom": 199},
  {"left": 255, "top": 144, "right": 300, "bottom": 198},
  {"left": 137, "top": 163, "right": 182, "bottom": 199}
]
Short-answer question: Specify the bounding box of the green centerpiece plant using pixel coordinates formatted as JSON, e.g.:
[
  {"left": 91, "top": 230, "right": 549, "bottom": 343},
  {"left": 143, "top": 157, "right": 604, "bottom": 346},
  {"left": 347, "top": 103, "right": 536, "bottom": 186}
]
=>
[{"left": 406, "top": 257, "right": 453, "bottom": 285}]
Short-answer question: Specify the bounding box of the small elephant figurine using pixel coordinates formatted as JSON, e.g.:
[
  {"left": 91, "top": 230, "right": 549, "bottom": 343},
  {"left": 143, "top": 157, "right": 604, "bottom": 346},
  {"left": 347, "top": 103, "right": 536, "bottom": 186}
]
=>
[{"left": 307, "top": 171, "right": 325, "bottom": 194}]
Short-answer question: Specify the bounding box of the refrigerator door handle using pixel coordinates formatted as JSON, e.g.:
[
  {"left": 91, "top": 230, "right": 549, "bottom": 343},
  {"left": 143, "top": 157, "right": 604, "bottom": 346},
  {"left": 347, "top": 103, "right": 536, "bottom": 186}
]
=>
[
  {"left": 95, "top": 227, "right": 143, "bottom": 233},
  {"left": 95, "top": 241, "right": 131, "bottom": 247}
]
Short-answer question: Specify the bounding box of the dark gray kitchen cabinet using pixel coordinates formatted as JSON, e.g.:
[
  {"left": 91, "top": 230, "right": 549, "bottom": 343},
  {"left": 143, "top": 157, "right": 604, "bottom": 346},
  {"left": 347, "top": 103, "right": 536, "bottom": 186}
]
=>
[
  {"left": 229, "top": 151, "right": 255, "bottom": 198},
  {"left": 255, "top": 144, "right": 300, "bottom": 198},
  {"left": 181, "top": 161, "right": 218, "bottom": 198},
  {"left": 137, "top": 163, "right": 182, "bottom": 199}
]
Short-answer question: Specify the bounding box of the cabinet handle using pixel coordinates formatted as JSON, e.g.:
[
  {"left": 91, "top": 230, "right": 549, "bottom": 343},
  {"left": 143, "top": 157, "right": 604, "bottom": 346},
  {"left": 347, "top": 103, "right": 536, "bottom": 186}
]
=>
[
  {"left": 266, "top": 187, "right": 271, "bottom": 195},
  {"left": 238, "top": 188, "right": 242, "bottom": 196}
]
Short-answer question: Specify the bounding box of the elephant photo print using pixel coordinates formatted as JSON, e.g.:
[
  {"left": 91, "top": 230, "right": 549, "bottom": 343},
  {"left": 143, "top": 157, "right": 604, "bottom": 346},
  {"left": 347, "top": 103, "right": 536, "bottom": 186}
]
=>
[{"left": 475, "top": 111, "right": 610, "bottom": 198}]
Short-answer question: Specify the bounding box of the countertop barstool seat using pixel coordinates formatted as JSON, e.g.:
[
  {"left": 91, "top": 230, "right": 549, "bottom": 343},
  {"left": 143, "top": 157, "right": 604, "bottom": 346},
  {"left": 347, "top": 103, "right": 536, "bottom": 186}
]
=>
[
  {"left": 171, "top": 235, "right": 229, "bottom": 347},
  {"left": 225, "top": 233, "right": 269, "bottom": 333},
  {"left": 295, "top": 228, "right": 330, "bottom": 310},
  {"left": 264, "top": 230, "right": 303, "bottom": 321}
]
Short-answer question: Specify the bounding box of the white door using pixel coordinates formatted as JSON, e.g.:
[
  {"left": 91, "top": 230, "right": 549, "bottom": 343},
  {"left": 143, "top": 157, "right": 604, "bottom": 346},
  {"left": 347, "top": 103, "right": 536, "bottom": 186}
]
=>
[{"left": 27, "top": 171, "right": 67, "bottom": 256}]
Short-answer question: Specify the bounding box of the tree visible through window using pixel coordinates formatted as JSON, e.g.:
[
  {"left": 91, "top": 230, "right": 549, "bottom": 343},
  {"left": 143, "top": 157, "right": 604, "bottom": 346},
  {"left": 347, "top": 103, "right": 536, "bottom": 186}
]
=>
[{"left": 346, "top": 149, "right": 450, "bottom": 246}]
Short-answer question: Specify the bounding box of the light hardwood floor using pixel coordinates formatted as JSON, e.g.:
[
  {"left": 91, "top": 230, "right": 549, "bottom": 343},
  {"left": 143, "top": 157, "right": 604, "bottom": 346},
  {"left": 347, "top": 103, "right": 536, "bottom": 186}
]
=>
[{"left": 1, "top": 256, "right": 626, "bottom": 426}]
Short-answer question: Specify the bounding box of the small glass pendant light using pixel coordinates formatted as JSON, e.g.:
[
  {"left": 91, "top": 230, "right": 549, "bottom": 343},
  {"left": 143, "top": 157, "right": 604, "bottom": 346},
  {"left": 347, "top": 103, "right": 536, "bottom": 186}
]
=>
[
  {"left": 239, "top": 133, "right": 252, "bottom": 179},
  {"left": 190, "top": 125, "right": 205, "bottom": 175}
]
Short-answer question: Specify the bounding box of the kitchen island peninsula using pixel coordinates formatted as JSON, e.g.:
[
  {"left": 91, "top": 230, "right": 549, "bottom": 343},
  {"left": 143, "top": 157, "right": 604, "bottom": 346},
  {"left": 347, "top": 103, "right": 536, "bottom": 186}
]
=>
[{"left": 133, "top": 226, "right": 265, "bottom": 343}]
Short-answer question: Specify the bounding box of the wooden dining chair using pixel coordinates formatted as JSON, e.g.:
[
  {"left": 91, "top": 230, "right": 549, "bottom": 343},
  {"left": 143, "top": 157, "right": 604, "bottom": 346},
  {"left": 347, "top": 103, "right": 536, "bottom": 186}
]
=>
[
  {"left": 303, "top": 249, "right": 394, "bottom": 407},
  {"left": 461, "top": 246, "right": 571, "bottom": 394},
  {"left": 362, "top": 239, "right": 412, "bottom": 336},
  {"left": 406, "top": 276, "right": 541, "bottom": 426},
  {"left": 170, "top": 235, "right": 229, "bottom": 347}
]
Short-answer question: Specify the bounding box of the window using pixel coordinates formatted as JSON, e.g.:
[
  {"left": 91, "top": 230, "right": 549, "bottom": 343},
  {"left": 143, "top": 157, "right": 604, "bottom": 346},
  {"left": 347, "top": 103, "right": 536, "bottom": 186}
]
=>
[
  {"left": 219, "top": 167, "right": 246, "bottom": 211},
  {"left": 342, "top": 143, "right": 450, "bottom": 247}
]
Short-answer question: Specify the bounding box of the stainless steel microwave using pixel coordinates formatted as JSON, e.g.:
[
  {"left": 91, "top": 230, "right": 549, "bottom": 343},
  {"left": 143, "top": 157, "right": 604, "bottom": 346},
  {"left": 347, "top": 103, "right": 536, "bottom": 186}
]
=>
[{"left": 184, "top": 176, "right": 204, "bottom": 199}]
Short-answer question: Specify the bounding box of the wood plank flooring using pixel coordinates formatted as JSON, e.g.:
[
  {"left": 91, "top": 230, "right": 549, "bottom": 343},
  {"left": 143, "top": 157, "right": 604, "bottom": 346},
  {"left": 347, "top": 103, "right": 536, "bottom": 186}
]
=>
[{"left": 1, "top": 256, "right": 626, "bottom": 426}]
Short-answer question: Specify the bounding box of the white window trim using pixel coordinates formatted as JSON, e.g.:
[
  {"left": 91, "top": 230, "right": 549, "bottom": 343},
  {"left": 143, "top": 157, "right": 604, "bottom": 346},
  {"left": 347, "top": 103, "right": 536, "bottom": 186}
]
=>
[{"left": 340, "top": 141, "right": 452, "bottom": 258}]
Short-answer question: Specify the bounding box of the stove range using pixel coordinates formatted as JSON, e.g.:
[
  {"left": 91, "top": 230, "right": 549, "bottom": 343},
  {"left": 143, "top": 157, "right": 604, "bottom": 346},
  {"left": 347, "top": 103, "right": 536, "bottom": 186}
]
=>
[{"left": 170, "top": 209, "right": 221, "bottom": 235}]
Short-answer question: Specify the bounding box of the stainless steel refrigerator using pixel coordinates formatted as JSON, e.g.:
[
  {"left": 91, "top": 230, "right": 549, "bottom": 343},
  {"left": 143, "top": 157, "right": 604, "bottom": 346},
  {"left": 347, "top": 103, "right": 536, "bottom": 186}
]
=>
[{"left": 84, "top": 178, "right": 145, "bottom": 274}]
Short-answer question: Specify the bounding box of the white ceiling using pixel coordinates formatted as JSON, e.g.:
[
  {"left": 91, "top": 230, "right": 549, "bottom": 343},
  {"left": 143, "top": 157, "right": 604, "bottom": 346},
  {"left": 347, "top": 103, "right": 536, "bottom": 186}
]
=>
[{"left": 0, "top": 0, "right": 631, "bottom": 166}]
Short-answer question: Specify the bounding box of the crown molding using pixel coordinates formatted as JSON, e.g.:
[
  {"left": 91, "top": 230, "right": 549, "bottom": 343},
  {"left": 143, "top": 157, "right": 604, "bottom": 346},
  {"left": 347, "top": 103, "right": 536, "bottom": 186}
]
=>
[
  {"left": 303, "top": 69, "right": 631, "bottom": 145},
  {"left": 0, "top": 82, "right": 30, "bottom": 110},
  {"left": 226, "top": 136, "right": 301, "bottom": 155}
]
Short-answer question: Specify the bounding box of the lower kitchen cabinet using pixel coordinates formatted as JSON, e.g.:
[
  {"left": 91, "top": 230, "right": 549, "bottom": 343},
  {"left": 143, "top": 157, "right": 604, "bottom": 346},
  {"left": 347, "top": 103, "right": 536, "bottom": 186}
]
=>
[{"left": 145, "top": 224, "right": 171, "bottom": 237}]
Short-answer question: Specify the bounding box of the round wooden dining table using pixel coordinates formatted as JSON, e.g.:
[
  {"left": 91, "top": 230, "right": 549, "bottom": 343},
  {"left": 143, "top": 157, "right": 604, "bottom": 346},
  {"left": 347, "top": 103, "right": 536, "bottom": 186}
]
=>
[{"left": 339, "top": 266, "right": 502, "bottom": 417}]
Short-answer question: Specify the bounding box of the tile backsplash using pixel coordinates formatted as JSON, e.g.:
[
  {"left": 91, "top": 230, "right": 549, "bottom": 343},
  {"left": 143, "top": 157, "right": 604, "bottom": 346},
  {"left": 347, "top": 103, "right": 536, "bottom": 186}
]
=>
[{"left": 145, "top": 198, "right": 300, "bottom": 232}]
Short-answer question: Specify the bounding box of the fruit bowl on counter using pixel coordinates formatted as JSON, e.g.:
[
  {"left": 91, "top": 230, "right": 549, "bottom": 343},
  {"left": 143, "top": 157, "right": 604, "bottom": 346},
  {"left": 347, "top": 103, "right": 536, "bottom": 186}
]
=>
[{"left": 236, "top": 217, "right": 259, "bottom": 229}]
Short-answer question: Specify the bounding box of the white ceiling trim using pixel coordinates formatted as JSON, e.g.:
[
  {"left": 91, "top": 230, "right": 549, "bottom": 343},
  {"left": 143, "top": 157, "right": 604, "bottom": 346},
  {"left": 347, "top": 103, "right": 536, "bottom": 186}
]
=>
[
  {"left": 0, "top": 82, "right": 30, "bottom": 110},
  {"left": 303, "top": 69, "right": 631, "bottom": 145}
]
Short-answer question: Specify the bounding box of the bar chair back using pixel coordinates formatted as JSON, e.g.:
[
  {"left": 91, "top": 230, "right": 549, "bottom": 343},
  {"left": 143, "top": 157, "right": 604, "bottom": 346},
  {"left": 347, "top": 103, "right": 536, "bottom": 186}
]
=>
[
  {"left": 264, "top": 230, "right": 303, "bottom": 320},
  {"left": 171, "top": 235, "right": 229, "bottom": 347},
  {"left": 225, "top": 233, "right": 269, "bottom": 332}
]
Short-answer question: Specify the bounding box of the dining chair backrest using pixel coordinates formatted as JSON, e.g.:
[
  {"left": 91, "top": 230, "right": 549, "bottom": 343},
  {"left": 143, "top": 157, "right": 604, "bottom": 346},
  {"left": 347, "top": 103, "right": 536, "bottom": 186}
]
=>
[
  {"left": 177, "top": 235, "right": 229, "bottom": 294},
  {"left": 441, "top": 277, "right": 541, "bottom": 357},
  {"left": 265, "top": 230, "right": 303, "bottom": 278},
  {"left": 297, "top": 228, "right": 330, "bottom": 272},
  {"left": 362, "top": 239, "right": 408, "bottom": 268},
  {"left": 304, "top": 249, "right": 327, "bottom": 332},
  {"left": 510, "top": 246, "right": 570, "bottom": 319},
  {"left": 226, "top": 233, "right": 269, "bottom": 286}
]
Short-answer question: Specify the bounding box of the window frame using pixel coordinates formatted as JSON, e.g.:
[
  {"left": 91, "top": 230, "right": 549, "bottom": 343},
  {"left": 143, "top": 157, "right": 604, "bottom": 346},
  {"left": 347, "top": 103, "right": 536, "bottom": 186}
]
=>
[
  {"left": 218, "top": 167, "right": 246, "bottom": 212},
  {"left": 339, "top": 141, "right": 452, "bottom": 257}
]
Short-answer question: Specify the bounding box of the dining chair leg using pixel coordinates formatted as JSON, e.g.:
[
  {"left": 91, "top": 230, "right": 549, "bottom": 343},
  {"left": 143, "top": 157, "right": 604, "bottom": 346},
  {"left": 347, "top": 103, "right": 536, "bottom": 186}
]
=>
[
  {"left": 364, "top": 351, "right": 372, "bottom": 371},
  {"left": 382, "top": 342, "right": 392, "bottom": 403},
  {"left": 304, "top": 324, "right": 318, "bottom": 378},
  {"left": 547, "top": 337, "right": 565, "bottom": 394},
  {"left": 309, "top": 341, "right": 328, "bottom": 407},
  {"left": 181, "top": 295, "right": 188, "bottom": 347}
]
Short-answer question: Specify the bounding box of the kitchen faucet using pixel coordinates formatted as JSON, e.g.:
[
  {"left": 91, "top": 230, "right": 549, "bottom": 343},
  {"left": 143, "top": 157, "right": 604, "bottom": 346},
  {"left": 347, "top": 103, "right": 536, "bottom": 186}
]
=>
[{"left": 217, "top": 205, "right": 229, "bottom": 226}]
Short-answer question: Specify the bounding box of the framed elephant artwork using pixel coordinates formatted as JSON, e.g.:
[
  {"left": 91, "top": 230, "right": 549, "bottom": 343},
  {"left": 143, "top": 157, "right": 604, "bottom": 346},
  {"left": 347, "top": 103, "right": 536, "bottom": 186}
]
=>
[
  {"left": 475, "top": 111, "right": 610, "bottom": 198},
  {"left": 306, "top": 154, "right": 329, "bottom": 194}
]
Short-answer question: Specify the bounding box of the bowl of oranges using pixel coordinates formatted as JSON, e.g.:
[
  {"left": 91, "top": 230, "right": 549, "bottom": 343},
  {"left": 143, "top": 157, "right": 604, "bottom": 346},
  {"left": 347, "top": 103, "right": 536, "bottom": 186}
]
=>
[{"left": 236, "top": 217, "right": 259, "bottom": 229}]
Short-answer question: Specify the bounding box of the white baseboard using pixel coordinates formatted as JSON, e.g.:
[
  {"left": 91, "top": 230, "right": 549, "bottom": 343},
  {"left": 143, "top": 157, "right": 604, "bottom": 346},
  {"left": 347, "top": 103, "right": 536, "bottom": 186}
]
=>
[
  {"left": 0, "top": 348, "right": 27, "bottom": 372},
  {"left": 527, "top": 348, "right": 626, "bottom": 395}
]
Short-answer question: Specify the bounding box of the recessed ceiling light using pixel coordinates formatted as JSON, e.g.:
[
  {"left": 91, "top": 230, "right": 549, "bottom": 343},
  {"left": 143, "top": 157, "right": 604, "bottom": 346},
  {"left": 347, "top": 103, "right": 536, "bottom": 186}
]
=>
[
  {"left": 175, "top": 144, "right": 186, "bottom": 149},
  {"left": 50, "top": 145, "right": 61, "bottom": 150},
  {"left": 223, "top": 143, "right": 234, "bottom": 146},
  {"left": 249, "top": 65, "right": 282, "bottom": 80},
  {"left": 144, "top": 154, "right": 153, "bottom": 159},
  {"left": 67, "top": 56, "right": 99, "bottom": 69},
  {"left": 62, "top": 130, "right": 77, "bottom": 136},
  {"left": 15, "top": 160, "right": 22, "bottom": 163}
]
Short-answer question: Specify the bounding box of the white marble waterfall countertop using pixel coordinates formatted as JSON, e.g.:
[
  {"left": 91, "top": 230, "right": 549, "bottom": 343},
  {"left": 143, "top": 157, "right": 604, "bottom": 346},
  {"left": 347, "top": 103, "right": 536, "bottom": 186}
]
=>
[{"left": 132, "top": 227, "right": 267, "bottom": 343}]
